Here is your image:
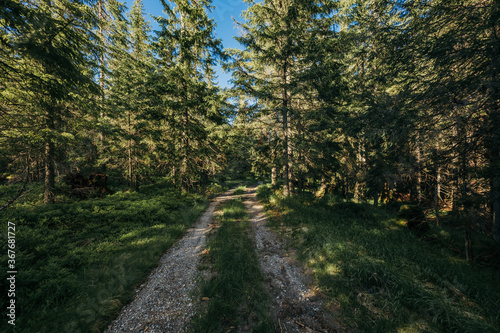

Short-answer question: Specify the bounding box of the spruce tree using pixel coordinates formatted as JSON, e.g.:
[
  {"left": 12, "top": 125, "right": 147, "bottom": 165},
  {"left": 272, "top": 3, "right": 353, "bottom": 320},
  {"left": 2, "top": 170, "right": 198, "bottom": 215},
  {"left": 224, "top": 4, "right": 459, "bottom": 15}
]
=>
[
  {"left": 232, "top": 0, "right": 343, "bottom": 196},
  {"left": 153, "top": 0, "right": 226, "bottom": 191},
  {"left": 0, "top": 0, "right": 100, "bottom": 203}
]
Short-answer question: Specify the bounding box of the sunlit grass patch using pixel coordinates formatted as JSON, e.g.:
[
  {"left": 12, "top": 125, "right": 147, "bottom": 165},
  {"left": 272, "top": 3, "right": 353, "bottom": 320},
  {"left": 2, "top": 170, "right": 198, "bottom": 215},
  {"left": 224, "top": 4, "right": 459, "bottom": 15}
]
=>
[
  {"left": 257, "top": 185, "right": 500, "bottom": 333},
  {"left": 192, "top": 199, "right": 273, "bottom": 332},
  {"left": 0, "top": 179, "right": 207, "bottom": 333},
  {"left": 233, "top": 185, "right": 247, "bottom": 195}
]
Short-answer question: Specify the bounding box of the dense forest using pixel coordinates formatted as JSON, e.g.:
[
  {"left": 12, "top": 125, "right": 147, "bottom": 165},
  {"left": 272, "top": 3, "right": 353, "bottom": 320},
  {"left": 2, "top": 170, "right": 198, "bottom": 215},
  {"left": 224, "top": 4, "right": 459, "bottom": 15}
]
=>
[
  {"left": 2, "top": 0, "right": 499, "bottom": 249},
  {"left": 1, "top": 0, "right": 500, "bottom": 331}
]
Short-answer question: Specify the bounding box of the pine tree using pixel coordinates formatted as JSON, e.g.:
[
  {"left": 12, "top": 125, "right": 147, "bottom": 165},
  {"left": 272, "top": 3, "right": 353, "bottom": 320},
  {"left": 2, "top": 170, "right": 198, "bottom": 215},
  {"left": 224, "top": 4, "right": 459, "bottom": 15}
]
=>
[
  {"left": 153, "top": 0, "right": 226, "bottom": 191},
  {"left": 402, "top": 0, "right": 500, "bottom": 248},
  {"left": 103, "top": 0, "right": 153, "bottom": 190},
  {"left": 0, "top": 0, "right": 100, "bottom": 203},
  {"left": 232, "top": 0, "right": 343, "bottom": 196}
]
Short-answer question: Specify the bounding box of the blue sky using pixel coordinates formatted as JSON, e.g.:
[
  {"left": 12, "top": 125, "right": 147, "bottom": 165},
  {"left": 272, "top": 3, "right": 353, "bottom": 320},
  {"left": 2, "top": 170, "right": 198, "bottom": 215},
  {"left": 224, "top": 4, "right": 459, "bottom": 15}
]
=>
[{"left": 122, "top": 0, "right": 248, "bottom": 88}]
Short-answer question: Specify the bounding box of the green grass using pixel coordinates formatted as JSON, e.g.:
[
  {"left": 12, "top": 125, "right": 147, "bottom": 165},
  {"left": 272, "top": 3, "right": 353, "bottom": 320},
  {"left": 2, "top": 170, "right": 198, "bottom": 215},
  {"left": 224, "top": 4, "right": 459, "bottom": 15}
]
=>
[
  {"left": 192, "top": 199, "right": 273, "bottom": 332},
  {"left": 233, "top": 185, "right": 247, "bottom": 195},
  {"left": 0, "top": 179, "right": 207, "bottom": 333},
  {"left": 257, "top": 184, "right": 500, "bottom": 333}
]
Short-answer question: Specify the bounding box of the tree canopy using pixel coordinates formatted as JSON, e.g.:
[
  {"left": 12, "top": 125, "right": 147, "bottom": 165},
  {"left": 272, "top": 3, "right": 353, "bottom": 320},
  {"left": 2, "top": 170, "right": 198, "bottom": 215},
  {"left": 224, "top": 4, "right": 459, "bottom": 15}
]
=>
[{"left": 1, "top": 0, "right": 499, "bottom": 248}]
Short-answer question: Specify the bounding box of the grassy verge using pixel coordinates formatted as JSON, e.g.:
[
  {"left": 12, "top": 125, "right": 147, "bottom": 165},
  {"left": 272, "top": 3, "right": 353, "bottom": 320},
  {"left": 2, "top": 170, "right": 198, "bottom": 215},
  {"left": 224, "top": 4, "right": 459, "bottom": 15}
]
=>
[
  {"left": 0, "top": 179, "right": 207, "bottom": 333},
  {"left": 192, "top": 199, "right": 272, "bottom": 332},
  {"left": 257, "top": 184, "right": 500, "bottom": 333}
]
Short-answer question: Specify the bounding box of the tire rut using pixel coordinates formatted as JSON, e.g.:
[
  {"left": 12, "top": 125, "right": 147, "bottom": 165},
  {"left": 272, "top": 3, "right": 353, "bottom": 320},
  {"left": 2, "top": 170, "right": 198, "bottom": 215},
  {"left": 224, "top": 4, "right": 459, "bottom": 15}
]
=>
[{"left": 242, "top": 186, "right": 342, "bottom": 333}]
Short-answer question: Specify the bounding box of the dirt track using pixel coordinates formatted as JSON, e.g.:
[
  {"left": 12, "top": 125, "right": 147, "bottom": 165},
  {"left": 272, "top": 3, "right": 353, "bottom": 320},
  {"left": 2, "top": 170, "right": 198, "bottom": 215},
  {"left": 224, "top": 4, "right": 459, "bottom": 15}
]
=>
[
  {"left": 106, "top": 186, "right": 340, "bottom": 332},
  {"left": 105, "top": 191, "right": 235, "bottom": 333},
  {"left": 243, "top": 187, "right": 340, "bottom": 332}
]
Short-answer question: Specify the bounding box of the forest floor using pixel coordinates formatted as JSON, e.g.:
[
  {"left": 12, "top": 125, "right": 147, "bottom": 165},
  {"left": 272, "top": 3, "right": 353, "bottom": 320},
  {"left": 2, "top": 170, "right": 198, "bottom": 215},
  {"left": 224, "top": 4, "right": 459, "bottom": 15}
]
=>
[{"left": 105, "top": 186, "right": 341, "bottom": 332}]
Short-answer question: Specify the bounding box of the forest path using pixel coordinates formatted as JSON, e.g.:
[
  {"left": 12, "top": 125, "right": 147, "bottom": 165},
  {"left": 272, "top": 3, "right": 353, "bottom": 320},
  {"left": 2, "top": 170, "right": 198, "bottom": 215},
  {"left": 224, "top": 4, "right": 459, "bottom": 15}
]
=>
[
  {"left": 106, "top": 186, "right": 340, "bottom": 332},
  {"left": 105, "top": 189, "right": 236, "bottom": 333},
  {"left": 242, "top": 186, "right": 341, "bottom": 332}
]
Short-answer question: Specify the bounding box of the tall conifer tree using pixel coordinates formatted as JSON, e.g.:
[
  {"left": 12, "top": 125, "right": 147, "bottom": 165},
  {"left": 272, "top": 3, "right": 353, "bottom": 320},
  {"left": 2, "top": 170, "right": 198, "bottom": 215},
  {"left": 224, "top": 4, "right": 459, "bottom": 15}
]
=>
[
  {"left": 154, "top": 0, "right": 226, "bottom": 191},
  {"left": 232, "top": 0, "right": 342, "bottom": 196},
  {"left": 0, "top": 0, "right": 100, "bottom": 203}
]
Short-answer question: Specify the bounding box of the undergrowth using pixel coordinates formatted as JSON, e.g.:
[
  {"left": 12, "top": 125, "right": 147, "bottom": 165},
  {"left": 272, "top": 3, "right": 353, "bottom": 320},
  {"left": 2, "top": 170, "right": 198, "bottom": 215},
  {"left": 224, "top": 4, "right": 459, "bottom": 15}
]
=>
[
  {"left": 192, "top": 199, "right": 272, "bottom": 332},
  {"left": 257, "top": 184, "right": 500, "bottom": 333},
  {"left": 0, "top": 179, "right": 207, "bottom": 333}
]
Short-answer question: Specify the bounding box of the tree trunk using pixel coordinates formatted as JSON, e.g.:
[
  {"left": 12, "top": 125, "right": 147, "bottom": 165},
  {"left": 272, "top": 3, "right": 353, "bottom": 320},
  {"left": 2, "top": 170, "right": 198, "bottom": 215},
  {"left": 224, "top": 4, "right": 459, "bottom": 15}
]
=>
[
  {"left": 373, "top": 190, "right": 379, "bottom": 207},
  {"left": 490, "top": 113, "right": 500, "bottom": 240},
  {"left": 354, "top": 139, "right": 365, "bottom": 202},
  {"left": 316, "top": 175, "right": 327, "bottom": 198},
  {"left": 44, "top": 109, "right": 55, "bottom": 204},
  {"left": 44, "top": 142, "right": 55, "bottom": 204},
  {"left": 452, "top": 124, "right": 460, "bottom": 213},
  {"left": 181, "top": 88, "right": 189, "bottom": 192},
  {"left": 493, "top": 176, "right": 500, "bottom": 241},
  {"left": 465, "top": 223, "right": 474, "bottom": 261},
  {"left": 488, "top": 9, "right": 500, "bottom": 241},
  {"left": 416, "top": 138, "right": 422, "bottom": 205},
  {"left": 282, "top": 60, "right": 290, "bottom": 197},
  {"left": 354, "top": 182, "right": 361, "bottom": 202},
  {"left": 98, "top": 0, "right": 105, "bottom": 94},
  {"left": 343, "top": 172, "right": 348, "bottom": 199},
  {"left": 98, "top": 0, "right": 105, "bottom": 146},
  {"left": 181, "top": 125, "right": 188, "bottom": 192},
  {"left": 460, "top": 120, "right": 473, "bottom": 261},
  {"left": 128, "top": 110, "right": 134, "bottom": 190},
  {"left": 434, "top": 164, "right": 442, "bottom": 226},
  {"left": 179, "top": 12, "right": 189, "bottom": 193},
  {"left": 271, "top": 166, "right": 277, "bottom": 186},
  {"left": 287, "top": 111, "right": 294, "bottom": 195}
]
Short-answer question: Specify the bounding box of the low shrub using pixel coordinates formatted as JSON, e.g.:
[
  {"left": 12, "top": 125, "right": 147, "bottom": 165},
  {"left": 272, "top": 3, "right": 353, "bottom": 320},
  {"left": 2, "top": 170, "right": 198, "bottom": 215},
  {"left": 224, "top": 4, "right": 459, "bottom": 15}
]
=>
[
  {"left": 205, "top": 183, "right": 223, "bottom": 197},
  {"left": 256, "top": 184, "right": 273, "bottom": 202},
  {"left": 398, "top": 204, "right": 429, "bottom": 232},
  {"left": 233, "top": 185, "right": 246, "bottom": 195}
]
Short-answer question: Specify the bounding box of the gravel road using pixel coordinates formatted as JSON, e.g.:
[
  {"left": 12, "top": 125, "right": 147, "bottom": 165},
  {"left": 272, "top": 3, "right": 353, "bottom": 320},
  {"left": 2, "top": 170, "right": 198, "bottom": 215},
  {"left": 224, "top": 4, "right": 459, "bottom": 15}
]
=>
[
  {"left": 106, "top": 187, "right": 341, "bottom": 332},
  {"left": 105, "top": 191, "right": 235, "bottom": 333}
]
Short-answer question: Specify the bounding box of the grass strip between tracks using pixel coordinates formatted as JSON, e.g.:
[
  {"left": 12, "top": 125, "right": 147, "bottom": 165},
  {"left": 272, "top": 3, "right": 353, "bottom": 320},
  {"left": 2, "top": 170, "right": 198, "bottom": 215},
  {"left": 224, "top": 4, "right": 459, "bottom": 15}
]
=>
[{"left": 192, "top": 198, "right": 273, "bottom": 332}]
